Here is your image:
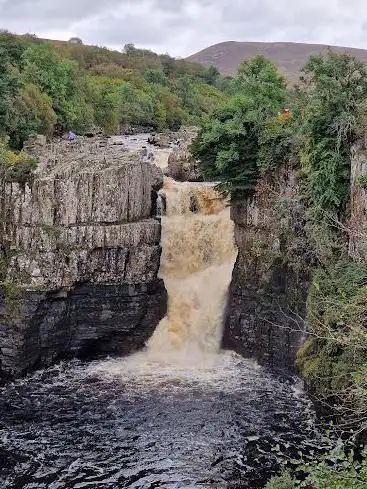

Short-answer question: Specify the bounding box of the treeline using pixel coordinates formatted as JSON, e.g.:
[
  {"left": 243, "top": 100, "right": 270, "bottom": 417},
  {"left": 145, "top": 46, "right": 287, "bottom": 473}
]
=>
[
  {"left": 0, "top": 31, "right": 230, "bottom": 149},
  {"left": 193, "top": 53, "right": 367, "bottom": 488}
]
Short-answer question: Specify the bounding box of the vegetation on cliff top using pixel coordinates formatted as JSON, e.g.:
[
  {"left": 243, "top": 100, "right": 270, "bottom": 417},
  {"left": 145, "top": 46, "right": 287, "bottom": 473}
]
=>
[
  {"left": 0, "top": 137, "right": 37, "bottom": 187},
  {"left": 0, "top": 30, "right": 229, "bottom": 148},
  {"left": 191, "top": 56, "right": 292, "bottom": 201},
  {"left": 193, "top": 51, "right": 367, "bottom": 487}
]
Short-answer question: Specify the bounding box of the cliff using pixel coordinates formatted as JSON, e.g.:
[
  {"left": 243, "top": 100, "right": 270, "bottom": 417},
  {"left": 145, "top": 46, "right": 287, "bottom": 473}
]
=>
[
  {"left": 0, "top": 136, "right": 167, "bottom": 378},
  {"left": 223, "top": 168, "right": 311, "bottom": 370}
]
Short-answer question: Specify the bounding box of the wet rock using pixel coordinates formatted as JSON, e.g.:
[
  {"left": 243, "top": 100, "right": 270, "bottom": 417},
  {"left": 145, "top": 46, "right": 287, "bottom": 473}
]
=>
[
  {"left": 0, "top": 282, "right": 167, "bottom": 376},
  {"left": 147, "top": 133, "right": 171, "bottom": 148}
]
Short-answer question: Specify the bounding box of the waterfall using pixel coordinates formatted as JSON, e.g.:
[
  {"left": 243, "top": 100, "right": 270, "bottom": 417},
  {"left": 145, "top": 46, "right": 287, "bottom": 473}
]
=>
[{"left": 147, "top": 177, "right": 237, "bottom": 360}]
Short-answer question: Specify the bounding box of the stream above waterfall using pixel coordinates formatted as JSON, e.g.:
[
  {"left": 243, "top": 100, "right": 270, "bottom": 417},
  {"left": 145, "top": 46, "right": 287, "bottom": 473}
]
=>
[{"left": 0, "top": 141, "right": 319, "bottom": 488}]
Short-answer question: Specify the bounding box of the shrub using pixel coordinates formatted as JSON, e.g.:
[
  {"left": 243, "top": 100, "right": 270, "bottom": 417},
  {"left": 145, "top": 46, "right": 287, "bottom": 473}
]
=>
[
  {"left": 358, "top": 173, "right": 367, "bottom": 189},
  {"left": 297, "top": 260, "right": 367, "bottom": 431},
  {"left": 0, "top": 137, "right": 38, "bottom": 187},
  {"left": 265, "top": 472, "right": 296, "bottom": 489},
  {"left": 266, "top": 446, "right": 367, "bottom": 489}
]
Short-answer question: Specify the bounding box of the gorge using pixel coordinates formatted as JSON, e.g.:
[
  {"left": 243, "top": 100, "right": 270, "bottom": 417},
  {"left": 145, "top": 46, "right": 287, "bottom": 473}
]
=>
[
  {"left": 0, "top": 134, "right": 319, "bottom": 488},
  {"left": 0, "top": 28, "right": 366, "bottom": 487}
]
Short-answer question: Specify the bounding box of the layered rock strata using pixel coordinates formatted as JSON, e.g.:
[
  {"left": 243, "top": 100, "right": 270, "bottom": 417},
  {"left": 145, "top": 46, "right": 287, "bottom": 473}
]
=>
[
  {"left": 223, "top": 169, "right": 310, "bottom": 370},
  {"left": 0, "top": 136, "right": 167, "bottom": 377}
]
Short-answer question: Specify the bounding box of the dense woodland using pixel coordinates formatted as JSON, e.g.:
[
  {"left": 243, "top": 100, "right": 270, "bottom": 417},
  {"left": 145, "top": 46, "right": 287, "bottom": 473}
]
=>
[
  {"left": 193, "top": 52, "right": 367, "bottom": 487},
  {"left": 1, "top": 29, "right": 367, "bottom": 488},
  {"left": 0, "top": 31, "right": 231, "bottom": 149}
]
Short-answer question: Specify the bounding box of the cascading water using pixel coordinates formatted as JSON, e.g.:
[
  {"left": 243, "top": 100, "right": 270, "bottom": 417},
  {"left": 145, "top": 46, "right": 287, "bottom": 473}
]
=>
[
  {"left": 148, "top": 178, "right": 237, "bottom": 359},
  {"left": 0, "top": 145, "right": 319, "bottom": 489}
]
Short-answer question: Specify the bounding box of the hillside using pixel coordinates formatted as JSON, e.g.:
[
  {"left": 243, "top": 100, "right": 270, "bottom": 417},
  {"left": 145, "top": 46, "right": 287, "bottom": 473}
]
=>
[
  {"left": 187, "top": 41, "right": 367, "bottom": 82},
  {"left": 0, "top": 31, "right": 227, "bottom": 148}
]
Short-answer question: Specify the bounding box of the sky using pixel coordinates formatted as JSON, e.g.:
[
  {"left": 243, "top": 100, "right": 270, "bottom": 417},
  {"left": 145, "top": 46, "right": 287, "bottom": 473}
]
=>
[{"left": 0, "top": 0, "right": 367, "bottom": 57}]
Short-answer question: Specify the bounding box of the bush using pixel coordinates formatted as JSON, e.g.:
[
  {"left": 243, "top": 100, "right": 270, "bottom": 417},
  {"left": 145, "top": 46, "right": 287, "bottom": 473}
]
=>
[
  {"left": 358, "top": 173, "right": 367, "bottom": 189},
  {"left": 0, "top": 137, "right": 38, "bottom": 187},
  {"left": 265, "top": 472, "right": 296, "bottom": 489},
  {"left": 297, "top": 260, "right": 367, "bottom": 431}
]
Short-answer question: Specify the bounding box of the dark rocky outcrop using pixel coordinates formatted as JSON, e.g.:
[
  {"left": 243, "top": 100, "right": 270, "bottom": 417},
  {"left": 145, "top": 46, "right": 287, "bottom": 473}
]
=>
[
  {"left": 223, "top": 168, "right": 311, "bottom": 371},
  {"left": 0, "top": 137, "right": 167, "bottom": 378}
]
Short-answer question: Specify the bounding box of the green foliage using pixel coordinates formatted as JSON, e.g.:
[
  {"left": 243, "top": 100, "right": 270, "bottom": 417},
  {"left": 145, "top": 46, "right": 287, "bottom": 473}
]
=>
[
  {"left": 266, "top": 446, "right": 367, "bottom": 489},
  {"left": 1, "top": 279, "right": 23, "bottom": 317},
  {"left": 199, "top": 65, "right": 220, "bottom": 86},
  {"left": 301, "top": 448, "right": 367, "bottom": 489},
  {"left": 192, "top": 56, "right": 288, "bottom": 200},
  {"left": 297, "top": 260, "right": 367, "bottom": 430},
  {"left": 191, "top": 95, "right": 259, "bottom": 200},
  {"left": 257, "top": 116, "right": 298, "bottom": 171},
  {"left": 300, "top": 53, "right": 367, "bottom": 235},
  {"left": 0, "top": 137, "right": 38, "bottom": 187},
  {"left": 22, "top": 43, "right": 91, "bottom": 132},
  {"left": 0, "top": 31, "right": 229, "bottom": 147},
  {"left": 0, "top": 48, "right": 20, "bottom": 137},
  {"left": 235, "top": 55, "right": 287, "bottom": 108},
  {"left": 358, "top": 173, "right": 367, "bottom": 189},
  {"left": 265, "top": 472, "right": 296, "bottom": 489},
  {"left": 0, "top": 31, "right": 27, "bottom": 66},
  {"left": 9, "top": 83, "right": 57, "bottom": 147}
]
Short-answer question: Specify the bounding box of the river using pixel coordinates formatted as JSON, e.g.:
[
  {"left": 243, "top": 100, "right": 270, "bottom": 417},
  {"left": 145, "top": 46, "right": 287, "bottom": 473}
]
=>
[{"left": 0, "top": 143, "right": 319, "bottom": 488}]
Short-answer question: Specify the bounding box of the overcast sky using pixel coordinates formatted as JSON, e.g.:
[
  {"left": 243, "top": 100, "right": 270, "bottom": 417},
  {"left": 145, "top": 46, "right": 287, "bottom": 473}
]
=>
[{"left": 0, "top": 0, "right": 367, "bottom": 57}]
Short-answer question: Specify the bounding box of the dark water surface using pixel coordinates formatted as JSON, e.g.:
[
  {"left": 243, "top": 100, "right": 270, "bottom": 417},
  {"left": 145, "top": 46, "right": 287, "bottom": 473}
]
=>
[{"left": 0, "top": 352, "right": 318, "bottom": 489}]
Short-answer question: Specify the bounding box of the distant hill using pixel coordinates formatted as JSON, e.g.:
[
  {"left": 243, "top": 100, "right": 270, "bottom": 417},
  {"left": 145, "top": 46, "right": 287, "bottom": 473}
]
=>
[{"left": 187, "top": 41, "right": 367, "bottom": 82}]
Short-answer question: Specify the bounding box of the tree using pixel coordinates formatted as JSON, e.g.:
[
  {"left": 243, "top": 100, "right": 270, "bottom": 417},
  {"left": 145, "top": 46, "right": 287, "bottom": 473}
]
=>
[
  {"left": 0, "top": 48, "right": 20, "bottom": 137},
  {"left": 22, "top": 43, "right": 90, "bottom": 132},
  {"left": 160, "top": 54, "right": 175, "bottom": 76},
  {"left": 200, "top": 65, "right": 220, "bottom": 86},
  {"left": 9, "top": 84, "right": 57, "bottom": 148},
  {"left": 124, "top": 43, "right": 136, "bottom": 55},
  {"left": 144, "top": 69, "right": 168, "bottom": 86},
  {"left": 0, "top": 31, "right": 26, "bottom": 66},
  {"left": 192, "top": 56, "right": 288, "bottom": 200},
  {"left": 69, "top": 37, "right": 83, "bottom": 45},
  {"left": 0, "top": 29, "right": 231, "bottom": 141},
  {"left": 300, "top": 52, "right": 367, "bottom": 218}
]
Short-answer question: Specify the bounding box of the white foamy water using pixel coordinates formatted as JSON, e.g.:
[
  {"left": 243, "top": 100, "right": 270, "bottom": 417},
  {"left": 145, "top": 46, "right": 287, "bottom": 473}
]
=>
[{"left": 147, "top": 178, "right": 237, "bottom": 361}]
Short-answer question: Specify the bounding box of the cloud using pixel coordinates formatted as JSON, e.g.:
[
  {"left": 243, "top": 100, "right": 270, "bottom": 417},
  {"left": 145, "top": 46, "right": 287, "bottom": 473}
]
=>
[{"left": 0, "top": 0, "right": 367, "bottom": 57}]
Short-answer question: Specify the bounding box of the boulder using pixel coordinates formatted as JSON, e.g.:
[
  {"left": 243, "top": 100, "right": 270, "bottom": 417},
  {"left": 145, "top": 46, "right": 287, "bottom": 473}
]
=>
[{"left": 166, "top": 128, "right": 203, "bottom": 182}]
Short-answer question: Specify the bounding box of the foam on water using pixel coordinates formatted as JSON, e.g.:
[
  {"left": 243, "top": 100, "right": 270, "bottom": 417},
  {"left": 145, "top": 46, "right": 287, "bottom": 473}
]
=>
[
  {"left": 0, "top": 153, "right": 320, "bottom": 488},
  {"left": 148, "top": 178, "right": 237, "bottom": 358}
]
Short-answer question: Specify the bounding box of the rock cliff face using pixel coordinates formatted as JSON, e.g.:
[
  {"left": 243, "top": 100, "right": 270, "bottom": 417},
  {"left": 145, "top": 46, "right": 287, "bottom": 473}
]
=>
[
  {"left": 0, "top": 136, "right": 167, "bottom": 378},
  {"left": 223, "top": 168, "right": 310, "bottom": 370},
  {"left": 166, "top": 128, "right": 203, "bottom": 182}
]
